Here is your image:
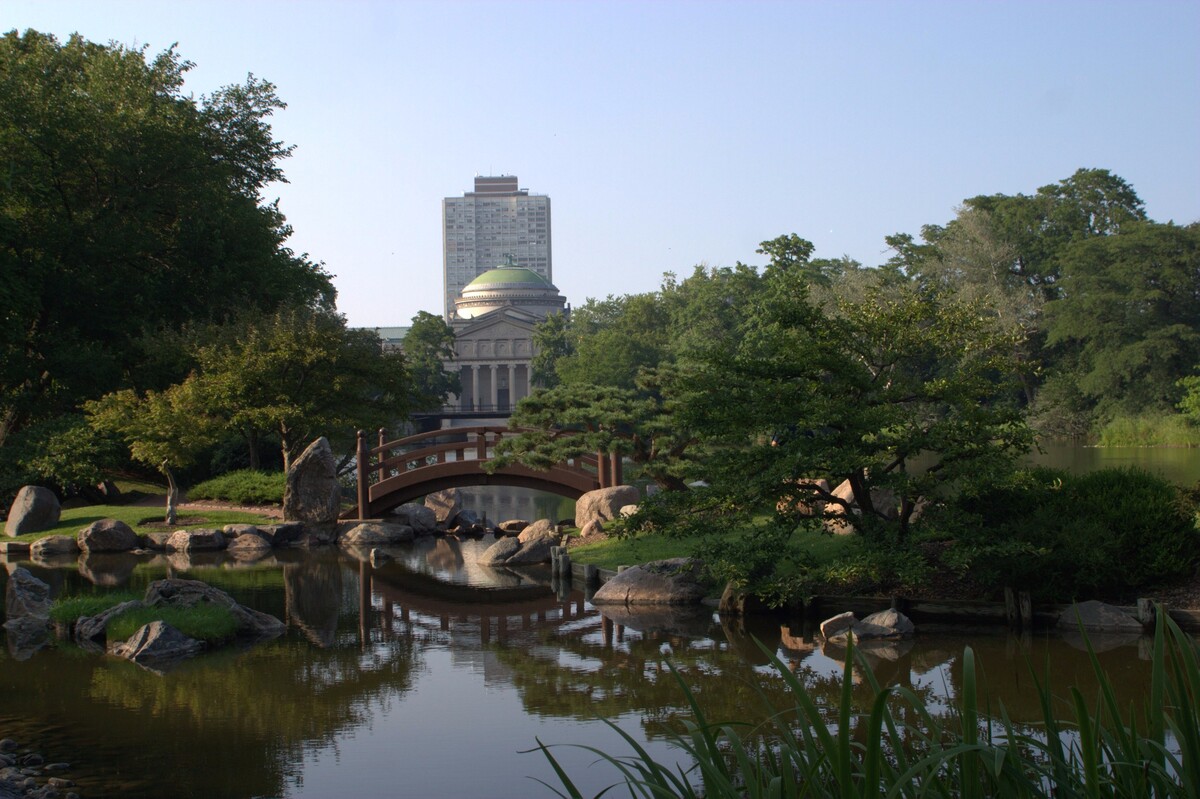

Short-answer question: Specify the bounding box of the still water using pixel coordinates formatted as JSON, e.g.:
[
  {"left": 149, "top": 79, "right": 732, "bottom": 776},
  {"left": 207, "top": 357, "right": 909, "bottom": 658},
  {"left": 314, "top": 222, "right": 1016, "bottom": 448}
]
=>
[{"left": 0, "top": 531, "right": 1168, "bottom": 799}]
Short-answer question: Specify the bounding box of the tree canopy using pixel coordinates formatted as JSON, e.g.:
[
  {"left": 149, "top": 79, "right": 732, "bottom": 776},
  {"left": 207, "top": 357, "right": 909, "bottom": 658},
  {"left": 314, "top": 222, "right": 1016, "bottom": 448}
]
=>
[{"left": 0, "top": 30, "right": 334, "bottom": 451}]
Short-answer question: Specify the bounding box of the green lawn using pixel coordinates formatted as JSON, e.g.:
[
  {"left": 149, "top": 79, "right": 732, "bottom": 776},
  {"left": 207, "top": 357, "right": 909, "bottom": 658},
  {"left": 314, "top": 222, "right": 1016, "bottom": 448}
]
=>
[{"left": 9, "top": 504, "right": 277, "bottom": 543}]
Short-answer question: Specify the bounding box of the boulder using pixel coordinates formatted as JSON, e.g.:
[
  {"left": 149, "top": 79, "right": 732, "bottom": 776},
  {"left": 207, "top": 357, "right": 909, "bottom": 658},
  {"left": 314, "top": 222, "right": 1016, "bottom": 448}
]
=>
[
  {"left": 166, "top": 529, "right": 226, "bottom": 552},
  {"left": 111, "top": 621, "right": 204, "bottom": 668},
  {"left": 30, "top": 535, "right": 80, "bottom": 559},
  {"left": 777, "top": 478, "right": 830, "bottom": 516},
  {"left": 77, "top": 519, "right": 139, "bottom": 553},
  {"left": 1057, "top": 600, "right": 1144, "bottom": 632},
  {"left": 283, "top": 438, "right": 342, "bottom": 523},
  {"left": 262, "top": 522, "right": 305, "bottom": 546},
  {"left": 454, "top": 509, "right": 481, "bottom": 528},
  {"left": 619, "top": 504, "right": 639, "bottom": 518},
  {"left": 226, "top": 531, "right": 273, "bottom": 552},
  {"left": 424, "top": 489, "right": 462, "bottom": 527},
  {"left": 575, "top": 485, "right": 640, "bottom": 529},
  {"left": 496, "top": 519, "right": 529, "bottom": 536},
  {"left": 477, "top": 536, "right": 522, "bottom": 566},
  {"left": 821, "top": 608, "right": 915, "bottom": 642},
  {"left": 517, "top": 519, "right": 556, "bottom": 543},
  {"left": 579, "top": 519, "right": 605, "bottom": 538},
  {"left": 505, "top": 530, "right": 558, "bottom": 565},
  {"left": 819, "top": 611, "right": 858, "bottom": 639},
  {"left": 340, "top": 522, "right": 414, "bottom": 546},
  {"left": 222, "top": 524, "right": 263, "bottom": 540},
  {"left": 369, "top": 548, "right": 392, "bottom": 567},
  {"left": 140, "top": 532, "right": 173, "bottom": 551},
  {"left": 3, "top": 567, "right": 51, "bottom": 621},
  {"left": 75, "top": 600, "right": 145, "bottom": 644},
  {"left": 392, "top": 503, "right": 438, "bottom": 535},
  {"left": 143, "top": 578, "right": 285, "bottom": 638},
  {"left": 5, "top": 486, "right": 60, "bottom": 536},
  {"left": 590, "top": 558, "right": 707, "bottom": 605}
]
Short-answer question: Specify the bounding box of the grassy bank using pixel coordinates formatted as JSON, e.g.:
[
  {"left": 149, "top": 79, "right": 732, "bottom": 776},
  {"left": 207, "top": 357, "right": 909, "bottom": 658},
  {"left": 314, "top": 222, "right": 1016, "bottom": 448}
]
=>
[
  {"left": 1097, "top": 412, "right": 1200, "bottom": 447},
  {"left": 9, "top": 504, "right": 276, "bottom": 543}
]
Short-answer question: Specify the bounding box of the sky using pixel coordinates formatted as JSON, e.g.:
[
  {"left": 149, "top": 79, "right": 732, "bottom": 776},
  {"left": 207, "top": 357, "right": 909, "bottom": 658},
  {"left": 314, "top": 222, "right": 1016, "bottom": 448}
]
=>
[{"left": 7, "top": 0, "right": 1199, "bottom": 328}]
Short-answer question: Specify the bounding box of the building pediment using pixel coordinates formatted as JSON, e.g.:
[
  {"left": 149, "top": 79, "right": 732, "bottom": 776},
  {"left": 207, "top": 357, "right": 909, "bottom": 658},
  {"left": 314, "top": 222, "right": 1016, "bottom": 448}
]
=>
[{"left": 455, "top": 309, "right": 539, "bottom": 341}]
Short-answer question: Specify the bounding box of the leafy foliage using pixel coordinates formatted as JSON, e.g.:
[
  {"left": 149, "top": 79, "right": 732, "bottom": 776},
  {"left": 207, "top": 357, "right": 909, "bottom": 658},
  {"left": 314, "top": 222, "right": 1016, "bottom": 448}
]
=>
[
  {"left": 403, "top": 311, "right": 460, "bottom": 410},
  {"left": 188, "top": 469, "right": 286, "bottom": 505}
]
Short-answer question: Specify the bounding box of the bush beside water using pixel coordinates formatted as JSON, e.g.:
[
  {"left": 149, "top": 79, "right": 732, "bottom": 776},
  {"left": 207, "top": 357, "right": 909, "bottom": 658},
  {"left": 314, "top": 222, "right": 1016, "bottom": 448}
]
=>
[{"left": 188, "top": 469, "right": 286, "bottom": 505}]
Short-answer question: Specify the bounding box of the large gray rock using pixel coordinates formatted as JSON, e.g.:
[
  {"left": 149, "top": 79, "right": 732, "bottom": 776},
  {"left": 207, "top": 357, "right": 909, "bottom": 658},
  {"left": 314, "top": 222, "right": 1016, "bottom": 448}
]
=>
[
  {"left": 1057, "top": 600, "right": 1144, "bottom": 632},
  {"left": 575, "top": 486, "right": 640, "bottom": 529},
  {"left": 144, "top": 578, "right": 285, "bottom": 638},
  {"left": 579, "top": 519, "right": 605, "bottom": 538},
  {"left": 30, "top": 535, "right": 80, "bottom": 559},
  {"left": 477, "top": 536, "right": 522, "bottom": 566},
  {"left": 5, "top": 486, "right": 61, "bottom": 537},
  {"left": 517, "top": 519, "right": 556, "bottom": 543},
  {"left": 505, "top": 529, "right": 558, "bottom": 565},
  {"left": 392, "top": 503, "right": 438, "bottom": 534},
  {"left": 340, "top": 522, "right": 414, "bottom": 546},
  {"left": 166, "top": 529, "right": 226, "bottom": 552},
  {"left": 590, "top": 558, "right": 707, "bottom": 605},
  {"left": 77, "top": 519, "right": 139, "bottom": 552},
  {"left": 821, "top": 608, "right": 915, "bottom": 642},
  {"left": 261, "top": 522, "right": 305, "bottom": 546},
  {"left": 496, "top": 519, "right": 529, "bottom": 536},
  {"left": 3, "top": 567, "right": 51, "bottom": 621},
  {"left": 283, "top": 437, "right": 342, "bottom": 523},
  {"left": 819, "top": 611, "right": 857, "bottom": 639},
  {"left": 226, "top": 531, "right": 273, "bottom": 553},
  {"left": 76, "top": 600, "right": 145, "bottom": 644},
  {"left": 424, "top": 489, "right": 462, "bottom": 527},
  {"left": 111, "top": 621, "right": 204, "bottom": 668}
]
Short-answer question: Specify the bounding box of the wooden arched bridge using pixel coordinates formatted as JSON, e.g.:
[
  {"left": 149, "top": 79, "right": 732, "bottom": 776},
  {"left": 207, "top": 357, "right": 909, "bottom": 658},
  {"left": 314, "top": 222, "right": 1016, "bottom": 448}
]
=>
[{"left": 349, "top": 426, "right": 625, "bottom": 519}]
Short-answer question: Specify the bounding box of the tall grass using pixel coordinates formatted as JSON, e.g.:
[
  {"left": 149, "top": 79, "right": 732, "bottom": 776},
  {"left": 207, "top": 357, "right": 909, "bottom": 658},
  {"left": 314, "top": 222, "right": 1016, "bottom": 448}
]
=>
[
  {"left": 1097, "top": 413, "right": 1200, "bottom": 447},
  {"left": 536, "top": 607, "right": 1198, "bottom": 798}
]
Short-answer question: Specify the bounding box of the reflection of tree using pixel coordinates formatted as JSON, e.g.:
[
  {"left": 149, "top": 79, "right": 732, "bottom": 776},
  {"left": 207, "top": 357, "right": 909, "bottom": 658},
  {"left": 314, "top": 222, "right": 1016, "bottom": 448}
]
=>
[{"left": 0, "top": 559, "right": 418, "bottom": 798}]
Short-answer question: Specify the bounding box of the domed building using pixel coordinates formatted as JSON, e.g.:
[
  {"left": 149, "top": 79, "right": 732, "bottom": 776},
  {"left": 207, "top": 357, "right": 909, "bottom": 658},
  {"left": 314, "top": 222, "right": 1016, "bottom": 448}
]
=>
[{"left": 447, "top": 265, "right": 567, "bottom": 414}]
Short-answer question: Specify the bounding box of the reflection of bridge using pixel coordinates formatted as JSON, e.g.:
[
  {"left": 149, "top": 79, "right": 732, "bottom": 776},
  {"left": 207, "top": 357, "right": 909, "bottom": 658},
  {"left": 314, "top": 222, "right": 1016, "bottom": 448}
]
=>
[{"left": 350, "top": 427, "right": 625, "bottom": 519}]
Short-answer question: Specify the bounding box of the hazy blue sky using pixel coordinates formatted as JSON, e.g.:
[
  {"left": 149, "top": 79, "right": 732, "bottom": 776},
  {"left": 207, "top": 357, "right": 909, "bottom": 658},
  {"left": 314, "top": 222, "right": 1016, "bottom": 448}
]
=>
[{"left": 8, "top": 1, "right": 1199, "bottom": 327}]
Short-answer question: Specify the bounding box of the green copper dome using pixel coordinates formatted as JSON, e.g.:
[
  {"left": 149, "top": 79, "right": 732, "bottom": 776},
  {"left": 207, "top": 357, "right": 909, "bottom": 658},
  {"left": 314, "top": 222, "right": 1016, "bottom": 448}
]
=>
[{"left": 464, "top": 266, "right": 552, "bottom": 289}]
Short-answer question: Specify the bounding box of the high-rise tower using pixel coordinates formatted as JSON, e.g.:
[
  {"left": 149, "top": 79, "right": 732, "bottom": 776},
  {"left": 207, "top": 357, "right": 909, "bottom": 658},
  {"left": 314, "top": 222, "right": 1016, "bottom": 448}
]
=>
[{"left": 442, "top": 175, "right": 552, "bottom": 320}]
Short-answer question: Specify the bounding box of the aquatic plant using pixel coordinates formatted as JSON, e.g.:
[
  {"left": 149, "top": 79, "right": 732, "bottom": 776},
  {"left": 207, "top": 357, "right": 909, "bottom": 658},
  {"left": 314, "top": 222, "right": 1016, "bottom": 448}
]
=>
[{"left": 536, "top": 608, "right": 1198, "bottom": 798}]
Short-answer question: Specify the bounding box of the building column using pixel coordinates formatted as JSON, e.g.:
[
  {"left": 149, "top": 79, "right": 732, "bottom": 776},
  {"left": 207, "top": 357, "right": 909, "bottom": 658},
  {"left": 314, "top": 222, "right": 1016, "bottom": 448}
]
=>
[
  {"left": 490, "top": 363, "right": 499, "bottom": 410},
  {"left": 501, "top": 363, "right": 512, "bottom": 410},
  {"left": 471, "top": 365, "right": 480, "bottom": 410}
]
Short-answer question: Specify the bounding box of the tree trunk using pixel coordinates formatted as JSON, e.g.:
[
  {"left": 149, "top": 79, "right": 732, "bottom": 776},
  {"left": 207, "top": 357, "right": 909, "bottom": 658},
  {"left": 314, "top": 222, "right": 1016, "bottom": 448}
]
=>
[
  {"left": 162, "top": 460, "right": 179, "bottom": 526},
  {"left": 245, "top": 429, "right": 261, "bottom": 470}
]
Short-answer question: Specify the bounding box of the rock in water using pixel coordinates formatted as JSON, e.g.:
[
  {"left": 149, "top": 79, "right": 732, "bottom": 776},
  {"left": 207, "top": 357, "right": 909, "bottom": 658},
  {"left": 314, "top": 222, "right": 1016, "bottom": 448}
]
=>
[
  {"left": 1057, "top": 600, "right": 1144, "bottom": 632},
  {"left": 111, "top": 621, "right": 204, "bottom": 667},
  {"left": 340, "top": 522, "right": 414, "bottom": 546},
  {"left": 392, "top": 503, "right": 438, "bottom": 535},
  {"left": 5, "top": 486, "right": 60, "bottom": 536},
  {"left": 4, "top": 567, "right": 51, "bottom": 621},
  {"left": 283, "top": 438, "right": 342, "bottom": 523},
  {"left": 144, "top": 578, "right": 286, "bottom": 638},
  {"left": 590, "top": 558, "right": 707, "bottom": 605},
  {"left": 424, "top": 489, "right": 462, "bottom": 527},
  {"left": 30, "top": 535, "right": 80, "bottom": 558}
]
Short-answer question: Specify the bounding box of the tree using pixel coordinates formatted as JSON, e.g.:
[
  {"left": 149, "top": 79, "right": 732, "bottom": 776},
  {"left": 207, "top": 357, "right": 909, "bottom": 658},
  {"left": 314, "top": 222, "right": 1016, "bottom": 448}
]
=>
[
  {"left": 530, "top": 312, "right": 571, "bottom": 389},
  {"left": 403, "top": 312, "right": 460, "bottom": 411},
  {"left": 191, "top": 307, "right": 410, "bottom": 470},
  {"left": 86, "top": 380, "right": 220, "bottom": 523},
  {"left": 489, "top": 378, "right": 696, "bottom": 491},
  {"left": 0, "top": 30, "right": 334, "bottom": 450},
  {"left": 675, "top": 268, "right": 1032, "bottom": 543},
  {"left": 1046, "top": 221, "right": 1200, "bottom": 415},
  {"left": 555, "top": 293, "right": 670, "bottom": 389}
]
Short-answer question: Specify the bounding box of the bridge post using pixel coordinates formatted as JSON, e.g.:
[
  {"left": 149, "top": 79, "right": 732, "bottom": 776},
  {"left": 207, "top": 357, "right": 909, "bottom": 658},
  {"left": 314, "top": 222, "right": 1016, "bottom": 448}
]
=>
[
  {"left": 377, "top": 428, "right": 387, "bottom": 485},
  {"left": 610, "top": 452, "right": 623, "bottom": 486},
  {"left": 356, "top": 430, "right": 369, "bottom": 520}
]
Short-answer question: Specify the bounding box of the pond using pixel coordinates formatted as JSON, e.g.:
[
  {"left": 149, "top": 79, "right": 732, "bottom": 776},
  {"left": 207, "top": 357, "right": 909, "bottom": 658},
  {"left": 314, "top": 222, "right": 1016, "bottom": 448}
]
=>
[
  {"left": 1030, "top": 440, "right": 1200, "bottom": 486},
  {"left": 0, "top": 534, "right": 1169, "bottom": 799}
]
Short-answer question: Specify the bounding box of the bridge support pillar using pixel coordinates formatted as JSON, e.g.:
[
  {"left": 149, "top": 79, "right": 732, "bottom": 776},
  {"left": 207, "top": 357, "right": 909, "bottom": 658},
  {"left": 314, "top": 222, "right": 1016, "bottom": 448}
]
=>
[
  {"left": 610, "top": 452, "right": 622, "bottom": 486},
  {"left": 597, "top": 450, "right": 609, "bottom": 488}
]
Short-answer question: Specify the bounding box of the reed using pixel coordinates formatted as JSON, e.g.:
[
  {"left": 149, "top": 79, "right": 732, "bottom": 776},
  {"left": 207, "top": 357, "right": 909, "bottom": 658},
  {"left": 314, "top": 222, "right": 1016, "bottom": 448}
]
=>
[{"left": 536, "top": 607, "right": 1198, "bottom": 798}]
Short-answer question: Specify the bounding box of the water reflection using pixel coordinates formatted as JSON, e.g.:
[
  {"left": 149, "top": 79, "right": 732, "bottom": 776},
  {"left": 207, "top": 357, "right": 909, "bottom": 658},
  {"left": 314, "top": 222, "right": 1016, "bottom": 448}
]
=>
[{"left": 0, "top": 543, "right": 1167, "bottom": 799}]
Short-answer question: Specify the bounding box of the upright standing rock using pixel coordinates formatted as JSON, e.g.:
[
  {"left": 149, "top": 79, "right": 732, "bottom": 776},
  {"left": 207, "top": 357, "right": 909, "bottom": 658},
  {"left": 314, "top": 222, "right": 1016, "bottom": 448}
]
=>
[
  {"left": 5, "top": 486, "right": 61, "bottom": 536},
  {"left": 424, "top": 489, "right": 462, "bottom": 527},
  {"left": 283, "top": 438, "right": 342, "bottom": 523}
]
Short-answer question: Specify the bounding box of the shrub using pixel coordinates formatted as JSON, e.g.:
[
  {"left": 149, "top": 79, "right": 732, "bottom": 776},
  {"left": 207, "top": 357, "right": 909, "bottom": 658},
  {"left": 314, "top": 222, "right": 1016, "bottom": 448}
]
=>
[
  {"left": 947, "top": 466, "right": 1199, "bottom": 600},
  {"left": 188, "top": 469, "right": 285, "bottom": 505}
]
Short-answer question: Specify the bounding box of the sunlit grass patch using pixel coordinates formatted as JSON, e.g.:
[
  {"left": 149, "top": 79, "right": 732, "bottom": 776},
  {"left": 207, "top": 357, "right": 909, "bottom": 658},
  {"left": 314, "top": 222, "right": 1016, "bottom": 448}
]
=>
[{"left": 106, "top": 604, "right": 239, "bottom": 644}]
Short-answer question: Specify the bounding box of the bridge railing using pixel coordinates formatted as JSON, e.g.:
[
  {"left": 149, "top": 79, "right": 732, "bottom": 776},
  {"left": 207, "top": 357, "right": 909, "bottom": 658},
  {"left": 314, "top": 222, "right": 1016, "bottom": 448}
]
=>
[{"left": 352, "top": 427, "right": 624, "bottom": 519}]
